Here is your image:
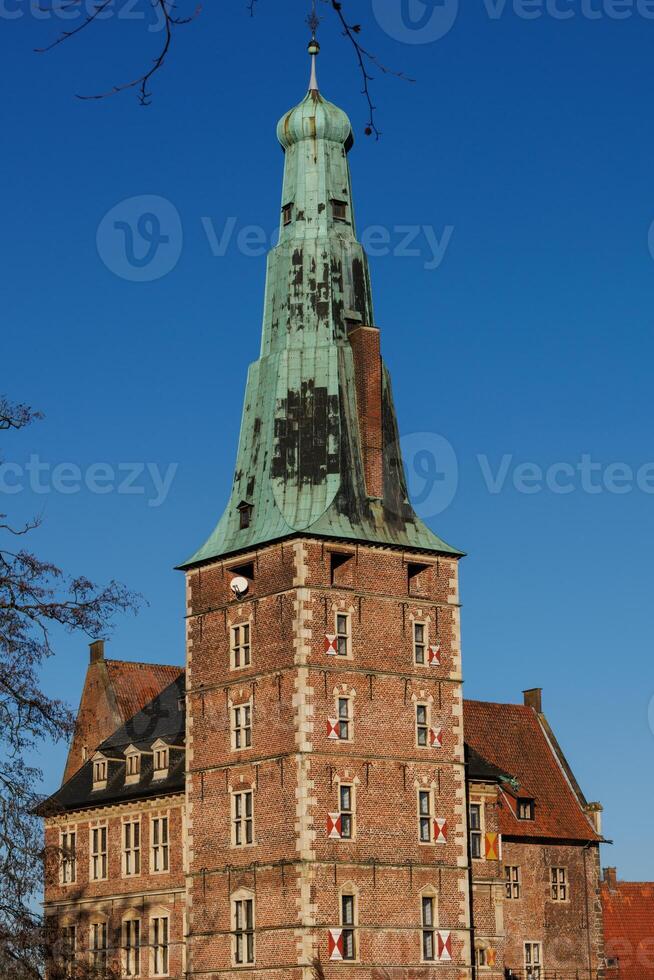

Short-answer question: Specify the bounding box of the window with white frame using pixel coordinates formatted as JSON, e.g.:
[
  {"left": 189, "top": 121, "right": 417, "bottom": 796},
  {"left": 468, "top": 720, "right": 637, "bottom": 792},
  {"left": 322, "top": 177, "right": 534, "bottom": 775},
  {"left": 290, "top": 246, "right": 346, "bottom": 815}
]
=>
[
  {"left": 60, "top": 924, "right": 76, "bottom": 975},
  {"left": 416, "top": 703, "right": 429, "bottom": 747},
  {"left": 551, "top": 867, "right": 568, "bottom": 901},
  {"left": 418, "top": 789, "right": 433, "bottom": 843},
  {"left": 233, "top": 790, "right": 254, "bottom": 847},
  {"left": 125, "top": 749, "right": 141, "bottom": 783},
  {"left": 151, "top": 816, "right": 169, "bottom": 872},
  {"left": 151, "top": 915, "right": 169, "bottom": 977},
  {"left": 421, "top": 894, "right": 436, "bottom": 961},
  {"left": 89, "top": 921, "right": 108, "bottom": 972},
  {"left": 469, "top": 803, "right": 482, "bottom": 859},
  {"left": 475, "top": 947, "right": 489, "bottom": 968},
  {"left": 525, "top": 941, "right": 542, "bottom": 978},
  {"left": 233, "top": 893, "right": 255, "bottom": 965},
  {"left": 232, "top": 703, "right": 252, "bottom": 750},
  {"left": 340, "top": 890, "right": 357, "bottom": 961},
  {"left": 123, "top": 818, "right": 141, "bottom": 876},
  {"left": 92, "top": 757, "right": 108, "bottom": 788},
  {"left": 413, "top": 622, "right": 427, "bottom": 665},
  {"left": 153, "top": 743, "right": 169, "bottom": 777},
  {"left": 231, "top": 623, "right": 251, "bottom": 669},
  {"left": 90, "top": 825, "right": 107, "bottom": 881},
  {"left": 337, "top": 696, "right": 352, "bottom": 740},
  {"left": 335, "top": 613, "right": 351, "bottom": 657},
  {"left": 339, "top": 783, "right": 354, "bottom": 840},
  {"left": 505, "top": 865, "right": 521, "bottom": 899},
  {"left": 122, "top": 917, "right": 141, "bottom": 977},
  {"left": 60, "top": 829, "right": 76, "bottom": 885}
]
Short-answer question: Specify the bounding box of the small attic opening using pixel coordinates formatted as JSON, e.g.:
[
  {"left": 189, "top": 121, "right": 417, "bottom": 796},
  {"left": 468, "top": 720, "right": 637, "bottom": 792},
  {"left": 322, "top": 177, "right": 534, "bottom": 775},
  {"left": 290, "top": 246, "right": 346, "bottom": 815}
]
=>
[
  {"left": 329, "top": 550, "right": 355, "bottom": 588},
  {"left": 331, "top": 199, "right": 348, "bottom": 222},
  {"left": 237, "top": 501, "right": 254, "bottom": 530},
  {"left": 229, "top": 561, "right": 255, "bottom": 583},
  {"left": 407, "top": 561, "right": 430, "bottom": 596},
  {"left": 282, "top": 203, "right": 294, "bottom": 226}
]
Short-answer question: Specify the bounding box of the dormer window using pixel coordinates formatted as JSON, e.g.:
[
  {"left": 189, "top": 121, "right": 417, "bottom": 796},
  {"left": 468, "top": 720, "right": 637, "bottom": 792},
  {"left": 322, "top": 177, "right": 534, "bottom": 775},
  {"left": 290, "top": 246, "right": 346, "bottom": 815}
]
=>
[
  {"left": 152, "top": 740, "right": 170, "bottom": 779},
  {"left": 124, "top": 746, "right": 141, "bottom": 785},
  {"left": 92, "top": 756, "right": 108, "bottom": 790},
  {"left": 331, "top": 199, "right": 348, "bottom": 222},
  {"left": 282, "top": 203, "right": 293, "bottom": 226},
  {"left": 238, "top": 501, "right": 253, "bottom": 530},
  {"left": 517, "top": 797, "right": 535, "bottom": 821}
]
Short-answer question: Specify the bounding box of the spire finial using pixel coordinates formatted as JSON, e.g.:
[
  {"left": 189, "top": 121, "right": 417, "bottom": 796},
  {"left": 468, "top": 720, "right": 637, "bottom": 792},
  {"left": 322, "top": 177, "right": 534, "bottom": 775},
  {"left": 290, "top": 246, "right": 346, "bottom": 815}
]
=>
[{"left": 307, "top": 0, "right": 320, "bottom": 92}]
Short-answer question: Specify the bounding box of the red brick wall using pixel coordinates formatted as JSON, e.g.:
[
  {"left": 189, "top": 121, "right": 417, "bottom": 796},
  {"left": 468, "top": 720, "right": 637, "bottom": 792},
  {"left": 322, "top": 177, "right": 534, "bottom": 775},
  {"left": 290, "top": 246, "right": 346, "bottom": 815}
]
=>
[{"left": 185, "top": 536, "right": 471, "bottom": 977}]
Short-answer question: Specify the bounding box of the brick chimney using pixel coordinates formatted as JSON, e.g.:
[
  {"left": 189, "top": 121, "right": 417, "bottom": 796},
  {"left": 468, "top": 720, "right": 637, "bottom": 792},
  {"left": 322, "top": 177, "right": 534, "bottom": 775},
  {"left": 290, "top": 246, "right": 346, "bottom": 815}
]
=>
[
  {"left": 523, "top": 688, "right": 543, "bottom": 713},
  {"left": 604, "top": 867, "right": 618, "bottom": 891},
  {"left": 90, "top": 639, "right": 105, "bottom": 665},
  {"left": 348, "top": 324, "right": 384, "bottom": 499}
]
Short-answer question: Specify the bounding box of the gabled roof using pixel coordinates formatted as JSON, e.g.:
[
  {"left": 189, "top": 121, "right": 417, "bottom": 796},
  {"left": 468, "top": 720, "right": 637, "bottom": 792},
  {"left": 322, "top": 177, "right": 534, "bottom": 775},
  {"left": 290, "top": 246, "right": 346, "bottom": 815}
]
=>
[
  {"left": 463, "top": 699, "right": 600, "bottom": 842},
  {"left": 601, "top": 878, "right": 654, "bottom": 979},
  {"left": 39, "top": 675, "right": 186, "bottom": 816}
]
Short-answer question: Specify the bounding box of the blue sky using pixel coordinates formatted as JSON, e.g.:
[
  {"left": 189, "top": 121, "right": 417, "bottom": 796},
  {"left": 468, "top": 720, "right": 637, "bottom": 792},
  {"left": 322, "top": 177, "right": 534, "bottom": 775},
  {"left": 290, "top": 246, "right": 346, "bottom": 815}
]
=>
[{"left": 2, "top": 0, "right": 653, "bottom": 878}]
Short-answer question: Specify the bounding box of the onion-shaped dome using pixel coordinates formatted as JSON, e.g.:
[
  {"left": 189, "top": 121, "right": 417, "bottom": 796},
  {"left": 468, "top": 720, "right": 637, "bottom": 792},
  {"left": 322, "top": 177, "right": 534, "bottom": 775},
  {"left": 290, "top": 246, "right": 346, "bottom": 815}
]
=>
[{"left": 277, "top": 74, "right": 353, "bottom": 152}]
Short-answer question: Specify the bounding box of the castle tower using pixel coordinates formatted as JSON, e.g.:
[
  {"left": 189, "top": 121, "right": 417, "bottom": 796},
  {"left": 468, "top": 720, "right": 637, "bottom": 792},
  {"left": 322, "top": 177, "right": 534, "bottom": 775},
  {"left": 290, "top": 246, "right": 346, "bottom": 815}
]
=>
[{"left": 180, "top": 45, "right": 471, "bottom": 978}]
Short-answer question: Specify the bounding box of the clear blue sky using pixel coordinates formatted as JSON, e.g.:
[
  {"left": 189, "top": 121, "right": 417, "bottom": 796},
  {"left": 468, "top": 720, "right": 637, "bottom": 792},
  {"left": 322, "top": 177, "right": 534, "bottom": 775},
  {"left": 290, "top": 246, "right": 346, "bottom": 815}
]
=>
[{"left": 3, "top": 1, "right": 653, "bottom": 879}]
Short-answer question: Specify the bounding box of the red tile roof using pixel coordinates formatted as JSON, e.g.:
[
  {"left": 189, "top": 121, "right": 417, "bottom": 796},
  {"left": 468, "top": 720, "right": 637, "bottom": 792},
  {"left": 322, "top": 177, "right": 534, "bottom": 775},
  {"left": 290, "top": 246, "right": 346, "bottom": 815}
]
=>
[
  {"left": 601, "top": 880, "right": 654, "bottom": 979},
  {"left": 463, "top": 699, "right": 599, "bottom": 842},
  {"left": 105, "top": 660, "right": 183, "bottom": 724}
]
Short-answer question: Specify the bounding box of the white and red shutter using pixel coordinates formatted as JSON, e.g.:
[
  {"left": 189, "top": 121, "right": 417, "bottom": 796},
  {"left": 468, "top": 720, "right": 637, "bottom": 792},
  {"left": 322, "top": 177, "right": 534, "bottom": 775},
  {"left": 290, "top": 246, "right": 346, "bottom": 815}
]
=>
[
  {"left": 429, "top": 727, "right": 443, "bottom": 748},
  {"left": 324, "top": 634, "right": 337, "bottom": 656},
  {"left": 437, "top": 930, "right": 452, "bottom": 961},
  {"left": 327, "top": 813, "right": 342, "bottom": 839},
  {"left": 328, "top": 929, "right": 344, "bottom": 961},
  {"left": 433, "top": 817, "right": 448, "bottom": 844},
  {"left": 326, "top": 718, "right": 340, "bottom": 740},
  {"left": 428, "top": 644, "right": 441, "bottom": 666}
]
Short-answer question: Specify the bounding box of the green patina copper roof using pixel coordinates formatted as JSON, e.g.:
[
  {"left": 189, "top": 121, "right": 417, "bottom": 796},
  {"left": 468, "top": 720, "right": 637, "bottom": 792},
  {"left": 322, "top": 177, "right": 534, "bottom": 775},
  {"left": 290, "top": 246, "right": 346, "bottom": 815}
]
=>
[{"left": 180, "top": 57, "right": 462, "bottom": 569}]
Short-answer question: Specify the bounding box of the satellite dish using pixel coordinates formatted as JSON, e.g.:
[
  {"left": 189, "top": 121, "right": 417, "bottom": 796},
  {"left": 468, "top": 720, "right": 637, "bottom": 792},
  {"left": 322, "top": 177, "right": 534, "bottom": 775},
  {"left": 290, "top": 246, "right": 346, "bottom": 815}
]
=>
[{"left": 230, "top": 576, "right": 249, "bottom": 599}]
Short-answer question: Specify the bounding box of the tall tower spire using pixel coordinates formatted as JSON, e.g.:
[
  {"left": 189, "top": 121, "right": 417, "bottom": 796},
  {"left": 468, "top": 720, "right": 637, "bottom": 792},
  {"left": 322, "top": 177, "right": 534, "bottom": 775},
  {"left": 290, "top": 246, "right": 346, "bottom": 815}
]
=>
[{"left": 180, "top": 50, "right": 460, "bottom": 569}]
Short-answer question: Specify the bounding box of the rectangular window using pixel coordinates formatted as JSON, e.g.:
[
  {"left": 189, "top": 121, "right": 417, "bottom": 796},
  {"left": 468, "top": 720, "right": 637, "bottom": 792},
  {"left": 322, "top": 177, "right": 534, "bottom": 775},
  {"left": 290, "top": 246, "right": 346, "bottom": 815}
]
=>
[
  {"left": 151, "top": 817, "right": 169, "bottom": 873},
  {"left": 124, "top": 819, "right": 141, "bottom": 877},
  {"left": 419, "top": 790, "right": 432, "bottom": 843},
  {"left": 93, "top": 759, "right": 107, "bottom": 785},
  {"left": 517, "top": 797, "right": 535, "bottom": 820},
  {"left": 551, "top": 867, "right": 568, "bottom": 901},
  {"left": 126, "top": 753, "right": 141, "bottom": 778},
  {"left": 282, "top": 203, "right": 293, "bottom": 226},
  {"left": 151, "top": 916, "right": 169, "bottom": 977},
  {"left": 154, "top": 746, "right": 169, "bottom": 774},
  {"left": 233, "top": 704, "right": 252, "bottom": 750},
  {"left": 60, "top": 830, "right": 76, "bottom": 885},
  {"left": 91, "top": 825, "right": 107, "bottom": 881},
  {"left": 505, "top": 865, "right": 521, "bottom": 899},
  {"left": 416, "top": 704, "right": 429, "bottom": 746},
  {"left": 421, "top": 896, "right": 435, "bottom": 961},
  {"left": 339, "top": 784, "right": 354, "bottom": 840},
  {"left": 336, "top": 614, "right": 350, "bottom": 657},
  {"left": 123, "top": 919, "right": 141, "bottom": 977},
  {"left": 338, "top": 697, "right": 351, "bottom": 740},
  {"left": 231, "top": 623, "right": 251, "bottom": 668},
  {"left": 234, "top": 898, "right": 255, "bottom": 965},
  {"left": 61, "top": 924, "right": 76, "bottom": 975},
  {"left": 413, "top": 622, "right": 426, "bottom": 664},
  {"left": 233, "top": 791, "right": 254, "bottom": 847},
  {"left": 90, "top": 922, "right": 107, "bottom": 972},
  {"left": 469, "top": 803, "right": 482, "bottom": 859},
  {"left": 332, "top": 199, "right": 348, "bottom": 222},
  {"left": 475, "top": 947, "right": 488, "bottom": 968},
  {"left": 341, "top": 893, "right": 356, "bottom": 960},
  {"left": 525, "top": 941, "right": 542, "bottom": 979}
]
